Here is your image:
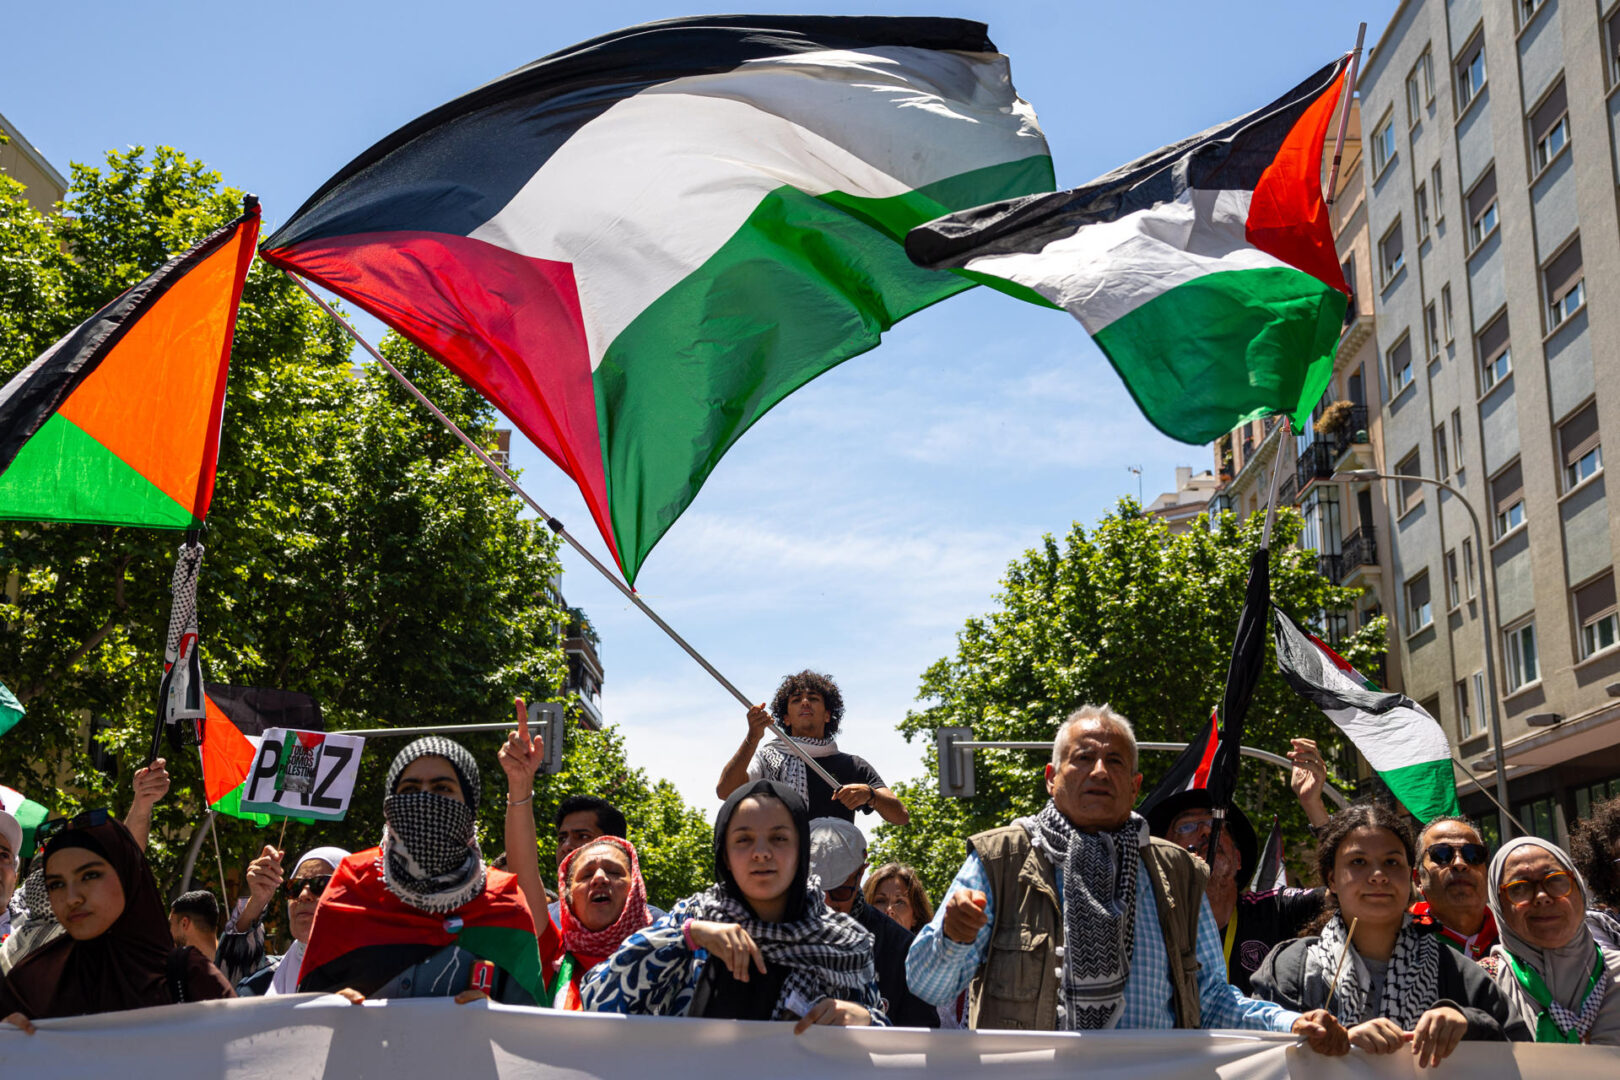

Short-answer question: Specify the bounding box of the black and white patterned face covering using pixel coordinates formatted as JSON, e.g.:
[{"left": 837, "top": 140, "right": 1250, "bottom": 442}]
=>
[{"left": 381, "top": 792, "right": 484, "bottom": 914}]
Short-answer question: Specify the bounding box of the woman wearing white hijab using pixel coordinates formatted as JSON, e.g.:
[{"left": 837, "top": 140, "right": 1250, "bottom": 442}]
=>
[
  {"left": 233, "top": 846, "right": 350, "bottom": 996},
  {"left": 1484, "top": 836, "right": 1620, "bottom": 1045}
]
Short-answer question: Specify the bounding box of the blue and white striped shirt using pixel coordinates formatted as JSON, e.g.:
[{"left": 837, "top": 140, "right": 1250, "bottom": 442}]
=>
[{"left": 905, "top": 849, "right": 1301, "bottom": 1032}]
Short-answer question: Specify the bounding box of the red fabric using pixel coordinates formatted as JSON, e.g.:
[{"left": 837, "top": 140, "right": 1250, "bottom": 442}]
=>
[
  {"left": 299, "top": 848, "right": 561, "bottom": 986},
  {"left": 1190, "top": 709, "right": 1220, "bottom": 789},
  {"left": 1245, "top": 60, "right": 1351, "bottom": 296},
  {"left": 556, "top": 835, "right": 651, "bottom": 962},
  {"left": 260, "top": 232, "right": 618, "bottom": 573},
  {"left": 1410, "top": 901, "right": 1499, "bottom": 960}
]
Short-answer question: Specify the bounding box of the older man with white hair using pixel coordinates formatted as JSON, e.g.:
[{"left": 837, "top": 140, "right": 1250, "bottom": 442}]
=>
[
  {"left": 0, "top": 810, "right": 19, "bottom": 943},
  {"left": 905, "top": 705, "right": 1346, "bottom": 1049}
]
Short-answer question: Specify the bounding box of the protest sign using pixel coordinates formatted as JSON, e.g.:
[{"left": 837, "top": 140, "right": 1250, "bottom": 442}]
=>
[{"left": 238, "top": 728, "right": 364, "bottom": 821}]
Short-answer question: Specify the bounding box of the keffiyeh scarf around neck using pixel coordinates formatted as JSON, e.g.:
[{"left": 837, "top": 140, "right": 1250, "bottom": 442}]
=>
[
  {"left": 756, "top": 735, "right": 840, "bottom": 806},
  {"left": 682, "top": 884, "right": 874, "bottom": 1019},
  {"left": 380, "top": 792, "right": 485, "bottom": 914},
  {"left": 1021, "top": 802, "right": 1147, "bottom": 1031},
  {"left": 1307, "top": 913, "right": 1439, "bottom": 1028}
]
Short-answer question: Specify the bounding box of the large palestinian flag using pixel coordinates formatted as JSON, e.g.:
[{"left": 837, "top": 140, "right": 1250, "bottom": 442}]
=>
[
  {"left": 199, "top": 684, "right": 323, "bottom": 824},
  {"left": 906, "top": 56, "right": 1352, "bottom": 444},
  {"left": 261, "top": 16, "right": 1053, "bottom": 582},
  {"left": 0, "top": 203, "right": 259, "bottom": 527},
  {"left": 1273, "top": 606, "right": 1459, "bottom": 821}
]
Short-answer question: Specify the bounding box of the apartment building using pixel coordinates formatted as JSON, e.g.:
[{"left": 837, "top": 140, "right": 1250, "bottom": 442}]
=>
[
  {"left": 0, "top": 110, "right": 67, "bottom": 211},
  {"left": 1357, "top": 0, "right": 1620, "bottom": 843},
  {"left": 1145, "top": 466, "right": 1219, "bottom": 535}
]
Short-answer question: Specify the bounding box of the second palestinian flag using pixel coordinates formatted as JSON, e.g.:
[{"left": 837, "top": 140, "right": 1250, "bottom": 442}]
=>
[
  {"left": 907, "top": 57, "right": 1352, "bottom": 444},
  {"left": 200, "top": 685, "right": 323, "bottom": 824},
  {"left": 1273, "top": 606, "right": 1459, "bottom": 822}
]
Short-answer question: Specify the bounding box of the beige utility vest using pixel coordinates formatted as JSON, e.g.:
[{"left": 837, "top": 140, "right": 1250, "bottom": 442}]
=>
[{"left": 965, "top": 824, "right": 1208, "bottom": 1031}]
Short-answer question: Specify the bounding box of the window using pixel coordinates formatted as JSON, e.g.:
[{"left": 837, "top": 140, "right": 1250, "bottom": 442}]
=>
[
  {"left": 1380, "top": 220, "right": 1406, "bottom": 285},
  {"left": 1416, "top": 183, "right": 1430, "bottom": 239},
  {"left": 1518, "top": 795, "right": 1557, "bottom": 841},
  {"left": 1446, "top": 549, "right": 1461, "bottom": 608},
  {"left": 1492, "top": 460, "right": 1525, "bottom": 539},
  {"left": 1530, "top": 80, "right": 1569, "bottom": 173},
  {"left": 1518, "top": 0, "right": 1545, "bottom": 27},
  {"left": 1425, "top": 301, "right": 1441, "bottom": 358},
  {"left": 1457, "top": 35, "right": 1487, "bottom": 110},
  {"left": 1407, "top": 69, "right": 1423, "bottom": 125},
  {"left": 1576, "top": 778, "right": 1620, "bottom": 821},
  {"left": 1576, "top": 573, "right": 1619, "bottom": 659},
  {"left": 1478, "top": 311, "right": 1511, "bottom": 392},
  {"left": 1431, "top": 162, "right": 1445, "bottom": 220},
  {"left": 1388, "top": 334, "right": 1414, "bottom": 393},
  {"left": 1505, "top": 619, "right": 1539, "bottom": 691},
  {"left": 1611, "top": 7, "right": 1620, "bottom": 87},
  {"left": 1455, "top": 677, "right": 1474, "bottom": 738},
  {"left": 1406, "top": 571, "right": 1434, "bottom": 634},
  {"left": 1467, "top": 167, "right": 1498, "bottom": 250},
  {"left": 1373, "top": 113, "right": 1397, "bottom": 175},
  {"left": 1462, "top": 538, "right": 1477, "bottom": 598},
  {"left": 1435, "top": 421, "right": 1450, "bottom": 480},
  {"left": 1545, "top": 237, "right": 1585, "bottom": 330},
  {"left": 1397, "top": 448, "right": 1424, "bottom": 514},
  {"left": 1419, "top": 48, "right": 1435, "bottom": 102},
  {"left": 1440, "top": 284, "right": 1454, "bottom": 341},
  {"left": 1559, "top": 401, "right": 1601, "bottom": 490}
]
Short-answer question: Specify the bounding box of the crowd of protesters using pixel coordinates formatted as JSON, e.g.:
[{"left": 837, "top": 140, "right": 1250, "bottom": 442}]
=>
[{"left": 2, "top": 673, "right": 1619, "bottom": 1059}]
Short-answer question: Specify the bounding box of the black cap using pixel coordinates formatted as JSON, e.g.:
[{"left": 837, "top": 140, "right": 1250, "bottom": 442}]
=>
[{"left": 1144, "top": 789, "right": 1258, "bottom": 887}]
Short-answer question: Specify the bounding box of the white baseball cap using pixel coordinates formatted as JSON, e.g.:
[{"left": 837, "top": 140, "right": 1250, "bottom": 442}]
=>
[
  {"left": 0, "top": 809, "right": 21, "bottom": 865},
  {"left": 808, "top": 816, "right": 867, "bottom": 890}
]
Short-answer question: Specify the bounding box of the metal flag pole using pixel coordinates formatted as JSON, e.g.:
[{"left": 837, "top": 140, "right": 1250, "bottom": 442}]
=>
[
  {"left": 1323, "top": 22, "right": 1368, "bottom": 208},
  {"left": 281, "top": 270, "right": 840, "bottom": 789}
]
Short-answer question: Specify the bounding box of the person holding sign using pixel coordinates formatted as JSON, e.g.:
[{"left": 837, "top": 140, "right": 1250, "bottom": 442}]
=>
[
  {"left": 223, "top": 844, "right": 350, "bottom": 996},
  {"left": 297, "top": 736, "right": 554, "bottom": 1004},
  {"left": 1250, "top": 804, "right": 1526, "bottom": 1064}
]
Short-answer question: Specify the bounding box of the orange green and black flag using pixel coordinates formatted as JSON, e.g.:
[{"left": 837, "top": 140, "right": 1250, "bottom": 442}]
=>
[{"left": 0, "top": 199, "right": 259, "bottom": 528}]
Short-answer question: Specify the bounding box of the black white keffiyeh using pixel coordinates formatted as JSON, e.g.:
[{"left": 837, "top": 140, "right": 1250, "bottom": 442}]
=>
[
  {"left": 380, "top": 792, "right": 485, "bottom": 914},
  {"left": 753, "top": 735, "right": 842, "bottom": 806},
  {"left": 1306, "top": 913, "right": 1439, "bottom": 1027},
  {"left": 1022, "top": 802, "right": 1147, "bottom": 1031},
  {"left": 681, "top": 883, "right": 875, "bottom": 1018}
]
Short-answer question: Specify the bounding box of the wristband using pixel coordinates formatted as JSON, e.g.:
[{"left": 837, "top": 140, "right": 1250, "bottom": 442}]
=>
[
  {"left": 506, "top": 792, "right": 534, "bottom": 807},
  {"left": 682, "top": 918, "right": 696, "bottom": 951}
]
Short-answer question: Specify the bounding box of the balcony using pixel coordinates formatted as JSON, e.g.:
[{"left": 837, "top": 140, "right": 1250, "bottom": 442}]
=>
[
  {"left": 1295, "top": 441, "right": 1335, "bottom": 490},
  {"left": 1328, "top": 406, "right": 1370, "bottom": 462},
  {"left": 1340, "top": 525, "right": 1377, "bottom": 572},
  {"left": 1317, "top": 552, "right": 1345, "bottom": 584}
]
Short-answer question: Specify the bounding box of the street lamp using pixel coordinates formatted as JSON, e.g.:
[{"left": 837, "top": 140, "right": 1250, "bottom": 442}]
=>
[{"left": 1329, "top": 468, "right": 1512, "bottom": 813}]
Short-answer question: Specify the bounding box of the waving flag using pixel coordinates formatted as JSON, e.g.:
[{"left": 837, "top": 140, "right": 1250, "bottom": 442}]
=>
[
  {"left": 199, "top": 684, "right": 323, "bottom": 824},
  {"left": 261, "top": 15, "right": 1052, "bottom": 582},
  {"left": 1273, "top": 605, "right": 1459, "bottom": 821},
  {"left": 0, "top": 680, "right": 22, "bottom": 739},
  {"left": 907, "top": 56, "right": 1351, "bottom": 443},
  {"left": 0, "top": 784, "right": 49, "bottom": 853},
  {"left": 0, "top": 202, "right": 259, "bottom": 527}
]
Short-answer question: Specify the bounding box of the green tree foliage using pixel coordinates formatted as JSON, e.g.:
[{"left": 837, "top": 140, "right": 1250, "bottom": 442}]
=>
[
  {"left": 0, "top": 147, "right": 713, "bottom": 902},
  {"left": 870, "top": 500, "right": 1387, "bottom": 896}
]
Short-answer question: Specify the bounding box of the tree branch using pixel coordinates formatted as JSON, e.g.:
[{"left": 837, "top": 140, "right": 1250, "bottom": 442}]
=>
[{"left": 18, "top": 552, "right": 134, "bottom": 705}]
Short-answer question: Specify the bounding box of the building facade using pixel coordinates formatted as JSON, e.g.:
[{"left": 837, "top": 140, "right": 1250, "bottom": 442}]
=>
[
  {"left": 0, "top": 110, "right": 67, "bottom": 211},
  {"left": 1145, "top": 466, "right": 1219, "bottom": 534},
  {"left": 1357, "top": 0, "right": 1620, "bottom": 844}
]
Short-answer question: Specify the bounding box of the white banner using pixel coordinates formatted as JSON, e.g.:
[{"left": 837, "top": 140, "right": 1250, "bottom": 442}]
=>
[
  {"left": 239, "top": 728, "right": 365, "bottom": 821},
  {"left": 1, "top": 997, "right": 1616, "bottom": 1079}
]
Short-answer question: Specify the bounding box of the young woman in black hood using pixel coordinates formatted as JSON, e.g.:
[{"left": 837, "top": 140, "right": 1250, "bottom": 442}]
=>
[{"left": 581, "top": 779, "right": 887, "bottom": 1030}]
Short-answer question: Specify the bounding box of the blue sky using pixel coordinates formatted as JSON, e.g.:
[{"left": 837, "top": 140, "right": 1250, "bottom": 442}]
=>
[{"left": 5, "top": 2, "right": 1396, "bottom": 822}]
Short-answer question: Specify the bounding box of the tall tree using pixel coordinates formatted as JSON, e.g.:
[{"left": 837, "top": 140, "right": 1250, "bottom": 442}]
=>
[
  {"left": 0, "top": 147, "right": 712, "bottom": 899},
  {"left": 870, "top": 500, "right": 1386, "bottom": 894}
]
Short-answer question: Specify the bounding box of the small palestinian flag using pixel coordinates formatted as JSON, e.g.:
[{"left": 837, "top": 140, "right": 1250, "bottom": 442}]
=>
[
  {"left": 1140, "top": 708, "right": 1220, "bottom": 806},
  {"left": 0, "top": 680, "right": 23, "bottom": 739},
  {"left": 199, "top": 684, "right": 322, "bottom": 824},
  {"left": 1273, "top": 606, "right": 1459, "bottom": 822},
  {"left": 907, "top": 57, "right": 1352, "bottom": 444},
  {"left": 0, "top": 202, "right": 259, "bottom": 527},
  {"left": 0, "top": 784, "right": 50, "bottom": 854},
  {"left": 1251, "top": 815, "right": 1288, "bottom": 892},
  {"left": 261, "top": 16, "right": 1052, "bottom": 583}
]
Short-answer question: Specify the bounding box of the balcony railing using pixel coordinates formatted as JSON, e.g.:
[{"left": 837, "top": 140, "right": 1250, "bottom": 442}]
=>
[
  {"left": 1341, "top": 524, "right": 1377, "bottom": 571},
  {"left": 1296, "top": 440, "right": 1335, "bottom": 489},
  {"left": 1317, "top": 552, "right": 1344, "bottom": 584},
  {"left": 1328, "top": 405, "right": 1370, "bottom": 461}
]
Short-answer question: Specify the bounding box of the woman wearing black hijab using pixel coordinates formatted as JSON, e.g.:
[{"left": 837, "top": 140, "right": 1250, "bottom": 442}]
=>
[
  {"left": 581, "top": 779, "right": 886, "bottom": 1030},
  {"left": 1, "top": 816, "right": 233, "bottom": 1031}
]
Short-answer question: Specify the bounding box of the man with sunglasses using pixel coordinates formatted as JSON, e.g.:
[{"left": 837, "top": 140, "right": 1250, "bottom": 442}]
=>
[
  {"left": 809, "top": 817, "right": 939, "bottom": 1028},
  {"left": 231, "top": 845, "right": 350, "bottom": 996},
  {"left": 1412, "top": 817, "right": 1497, "bottom": 960}
]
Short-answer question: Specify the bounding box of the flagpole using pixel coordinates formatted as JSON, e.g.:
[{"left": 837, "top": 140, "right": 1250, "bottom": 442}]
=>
[
  {"left": 1449, "top": 753, "right": 1525, "bottom": 837},
  {"left": 281, "top": 270, "right": 840, "bottom": 790},
  {"left": 1260, "top": 417, "right": 1292, "bottom": 549},
  {"left": 1323, "top": 23, "right": 1368, "bottom": 208}
]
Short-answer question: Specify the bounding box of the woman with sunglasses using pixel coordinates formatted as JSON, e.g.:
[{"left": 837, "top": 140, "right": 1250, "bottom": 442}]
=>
[
  {"left": 1, "top": 813, "right": 234, "bottom": 1032},
  {"left": 1251, "top": 804, "right": 1526, "bottom": 1066},
  {"left": 229, "top": 846, "right": 350, "bottom": 996},
  {"left": 1482, "top": 836, "right": 1620, "bottom": 1045}
]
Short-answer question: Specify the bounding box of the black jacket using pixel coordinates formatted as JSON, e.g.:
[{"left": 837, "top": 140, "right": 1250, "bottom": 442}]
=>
[
  {"left": 853, "top": 898, "right": 939, "bottom": 1028},
  {"left": 1252, "top": 934, "right": 1529, "bottom": 1041}
]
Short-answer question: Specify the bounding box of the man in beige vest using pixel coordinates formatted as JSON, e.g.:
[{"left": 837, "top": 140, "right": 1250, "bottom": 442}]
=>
[{"left": 904, "top": 705, "right": 1344, "bottom": 1049}]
